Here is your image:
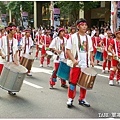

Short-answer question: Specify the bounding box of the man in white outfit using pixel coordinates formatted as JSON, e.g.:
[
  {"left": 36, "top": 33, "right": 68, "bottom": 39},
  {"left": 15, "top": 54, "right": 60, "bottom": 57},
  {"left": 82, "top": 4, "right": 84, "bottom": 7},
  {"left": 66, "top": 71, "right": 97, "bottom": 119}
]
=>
[
  {"left": 20, "top": 29, "right": 34, "bottom": 76},
  {"left": 0, "top": 22, "right": 19, "bottom": 95}
]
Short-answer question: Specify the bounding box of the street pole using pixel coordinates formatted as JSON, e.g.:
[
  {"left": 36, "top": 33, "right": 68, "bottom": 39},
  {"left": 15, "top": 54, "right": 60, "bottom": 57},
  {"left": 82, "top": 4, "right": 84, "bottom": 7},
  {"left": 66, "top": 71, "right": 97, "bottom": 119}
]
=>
[
  {"left": 34, "top": 1, "right": 37, "bottom": 29},
  {"left": 110, "top": 1, "right": 114, "bottom": 33},
  {"left": 50, "top": 1, "right": 54, "bottom": 27},
  {"left": 9, "top": 9, "right": 12, "bottom": 22},
  {"left": 20, "top": 5, "right": 23, "bottom": 27}
]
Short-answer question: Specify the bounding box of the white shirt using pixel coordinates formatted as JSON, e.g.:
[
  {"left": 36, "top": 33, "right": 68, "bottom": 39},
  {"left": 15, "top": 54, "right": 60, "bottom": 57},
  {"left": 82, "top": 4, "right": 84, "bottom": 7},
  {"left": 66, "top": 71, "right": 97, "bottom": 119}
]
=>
[
  {"left": 49, "top": 36, "right": 67, "bottom": 63},
  {"left": 66, "top": 33, "right": 93, "bottom": 68},
  {"left": 99, "top": 34, "right": 105, "bottom": 39},
  {"left": 0, "top": 36, "right": 18, "bottom": 62},
  {"left": 20, "top": 36, "right": 33, "bottom": 55},
  {"left": 91, "top": 30, "right": 96, "bottom": 37}
]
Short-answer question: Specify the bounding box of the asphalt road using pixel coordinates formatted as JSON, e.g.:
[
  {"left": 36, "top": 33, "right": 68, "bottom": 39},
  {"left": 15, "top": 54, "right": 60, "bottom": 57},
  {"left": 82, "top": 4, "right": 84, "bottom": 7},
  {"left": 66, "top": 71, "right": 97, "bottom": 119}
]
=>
[{"left": 0, "top": 52, "right": 120, "bottom": 119}]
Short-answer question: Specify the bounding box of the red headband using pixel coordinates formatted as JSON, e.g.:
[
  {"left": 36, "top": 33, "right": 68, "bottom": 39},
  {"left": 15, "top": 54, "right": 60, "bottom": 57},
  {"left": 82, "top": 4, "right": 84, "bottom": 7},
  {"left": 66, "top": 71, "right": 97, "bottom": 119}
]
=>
[
  {"left": 7, "top": 26, "right": 16, "bottom": 31},
  {"left": 23, "top": 29, "right": 31, "bottom": 33},
  {"left": 77, "top": 22, "right": 87, "bottom": 26},
  {"left": 58, "top": 28, "right": 65, "bottom": 33}
]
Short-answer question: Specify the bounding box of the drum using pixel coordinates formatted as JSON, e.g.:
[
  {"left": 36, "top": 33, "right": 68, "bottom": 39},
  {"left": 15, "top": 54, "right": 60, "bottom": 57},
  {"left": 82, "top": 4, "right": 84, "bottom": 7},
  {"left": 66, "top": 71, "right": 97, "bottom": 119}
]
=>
[
  {"left": 0, "top": 64, "right": 4, "bottom": 75},
  {"left": 95, "top": 51, "right": 103, "bottom": 61},
  {"left": 56, "top": 61, "right": 70, "bottom": 80},
  {"left": 77, "top": 67, "right": 97, "bottom": 90},
  {"left": 20, "top": 54, "right": 34, "bottom": 70},
  {"left": 46, "top": 51, "right": 53, "bottom": 59},
  {"left": 0, "top": 62, "right": 27, "bottom": 92},
  {"left": 107, "top": 52, "right": 112, "bottom": 60},
  {"left": 0, "top": 56, "right": 6, "bottom": 75},
  {"left": 96, "top": 47, "right": 104, "bottom": 53},
  {"left": 39, "top": 44, "right": 43, "bottom": 50}
]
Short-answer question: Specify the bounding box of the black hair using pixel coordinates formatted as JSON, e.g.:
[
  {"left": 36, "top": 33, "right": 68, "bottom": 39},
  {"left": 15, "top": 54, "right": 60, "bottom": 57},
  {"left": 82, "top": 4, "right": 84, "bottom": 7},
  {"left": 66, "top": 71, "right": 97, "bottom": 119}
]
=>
[
  {"left": 7, "top": 22, "right": 16, "bottom": 34},
  {"left": 76, "top": 18, "right": 87, "bottom": 25}
]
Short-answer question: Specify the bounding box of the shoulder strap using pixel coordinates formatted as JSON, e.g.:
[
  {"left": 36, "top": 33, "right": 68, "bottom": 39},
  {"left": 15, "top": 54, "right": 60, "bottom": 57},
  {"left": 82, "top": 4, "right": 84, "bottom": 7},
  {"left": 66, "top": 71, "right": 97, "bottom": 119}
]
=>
[
  {"left": 7, "top": 36, "right": 10, "bottom": 62},
  {"left": 24, "top": 37, "right": 26, "bottom": 54},
  {"left": 86, "top": 35, "right": 89, "bottom": 67},
  {"left": 77, "top": 33, "right": 89, "bottom": 67},
  {"left": 77, "top": 32, "right": 81, "bottom": 50},
  {"left": 75, "top": 32, "right": 81, "bottom": 60}
]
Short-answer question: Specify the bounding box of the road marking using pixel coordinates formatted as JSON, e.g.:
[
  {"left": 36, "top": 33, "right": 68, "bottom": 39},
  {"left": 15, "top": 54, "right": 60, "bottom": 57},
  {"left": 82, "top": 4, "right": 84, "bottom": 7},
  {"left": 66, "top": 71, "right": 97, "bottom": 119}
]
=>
[
  {"left": 23, "top": 80, "right": 43, "bottom": 89},
  {"left": 98, "top": 74, "right": 109, "bottom": 78},
  {"left": 31, "top": 67, "right": 52, "bottom": 75}
]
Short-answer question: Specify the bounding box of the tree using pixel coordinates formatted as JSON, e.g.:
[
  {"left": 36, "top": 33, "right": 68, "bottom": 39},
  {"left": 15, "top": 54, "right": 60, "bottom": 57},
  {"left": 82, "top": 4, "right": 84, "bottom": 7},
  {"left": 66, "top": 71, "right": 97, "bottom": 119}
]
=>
[
  {"left": 0, "top": 2, "right": 7, "bottom": 14},
  {"left": 6, "top": 1, "right": 34, "bottom": 25},
  {"left": 54, "top": 1, "right": 100, "bottom": 25}
]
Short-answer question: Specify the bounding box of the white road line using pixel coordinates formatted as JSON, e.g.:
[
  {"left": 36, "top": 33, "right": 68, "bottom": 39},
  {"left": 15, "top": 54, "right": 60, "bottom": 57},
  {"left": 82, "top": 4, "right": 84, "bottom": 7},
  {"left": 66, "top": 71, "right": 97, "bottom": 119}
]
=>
[
  {"left": 97, "top": 74, "right": 109, "bottom": 78},
  {"left": 23, "top": 80, "right": 43, "bottom": 89},
  {"left": 31, "top": 67, "right": 52, "bottom": 75}
]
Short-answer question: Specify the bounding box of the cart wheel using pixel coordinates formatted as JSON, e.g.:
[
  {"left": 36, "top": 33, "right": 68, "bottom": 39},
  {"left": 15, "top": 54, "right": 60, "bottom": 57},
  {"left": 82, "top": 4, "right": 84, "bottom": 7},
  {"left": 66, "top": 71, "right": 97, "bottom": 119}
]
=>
[{"left": 8, "top": 91, "right": 16, "bottom": 96}]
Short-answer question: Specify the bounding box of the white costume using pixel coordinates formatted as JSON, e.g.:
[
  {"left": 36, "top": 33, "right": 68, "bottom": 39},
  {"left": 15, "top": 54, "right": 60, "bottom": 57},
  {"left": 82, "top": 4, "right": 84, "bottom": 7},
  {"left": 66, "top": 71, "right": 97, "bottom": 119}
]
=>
[
  {"left": 49, "top": 36, "right": 67, "bottom": 63},
  {"left": 20, "top": 36, "right": 33, "bottom": 55},
  {"left": 0, "top": 36, "right": 18, "bottom": 62},
  {"left": 66, "top": 33, "right": 93, "bottom": 68}
]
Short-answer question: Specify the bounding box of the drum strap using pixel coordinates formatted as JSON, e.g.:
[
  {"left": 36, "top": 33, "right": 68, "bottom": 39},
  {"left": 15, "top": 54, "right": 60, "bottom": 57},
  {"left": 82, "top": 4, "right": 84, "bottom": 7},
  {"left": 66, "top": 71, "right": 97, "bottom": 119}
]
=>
[
  {"left": 7, "top": 36, "right": 13, "bottom": 62},
  {"left": 60, "top": 38, "right": 66, "bottom": 59},
  {"left": 24, "top": 37, "right": 29, "bottom": 54},
  {"left": 77, "top": 32, "right": 89, "bottom": 67}
]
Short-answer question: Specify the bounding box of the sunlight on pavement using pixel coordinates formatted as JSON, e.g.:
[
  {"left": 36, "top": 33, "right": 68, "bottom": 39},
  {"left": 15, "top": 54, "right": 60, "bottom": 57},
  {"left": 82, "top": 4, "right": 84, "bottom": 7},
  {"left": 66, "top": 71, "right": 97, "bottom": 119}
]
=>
[
  {"left": 23, "top": 80, "right": 43, "bottom": 89},
  {"left": 31, "top": 67, "right": 53, "bottom": 75}
]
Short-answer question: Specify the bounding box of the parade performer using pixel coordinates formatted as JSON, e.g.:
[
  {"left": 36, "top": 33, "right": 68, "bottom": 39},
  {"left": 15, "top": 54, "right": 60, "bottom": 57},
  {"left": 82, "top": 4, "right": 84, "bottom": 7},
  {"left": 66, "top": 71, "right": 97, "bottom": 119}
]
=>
[
  {"left": 14, "top": 28, "right": 22, "bottom": 46},
  {"left": 34, "top": 30, "right": 43, "bottom": 59},
  {"left": 67, "top": 26, "right": 76, "bottom": 39},
  {"left": 99, "top": 29, "right": 113, "bottom": 73},
  {"left": 91, "top": 30, "right": 101, "bottom": 64},
  {"left": 49, "top": 28, "right": 68, "bottom": 88},
  {"left": 0, "top": 26, "right": 5, "bottom": 74},
  {"left": 0, "top": 25, "right": 5, "bottom": 37},
  {"left": 40, "top": 29, "right": 52, "bottom": 67},
  {"left": 66, "top": 18, "right": 94, "bottom": 107},
  {"left": 0, "top": 22, "right": 19, "bottom": 95},
  {"left": 20, "top": 28, "right": 34, "bottom": 76},
  {"left": 108, "top": 28, "right": 120, "bottom": 85}
]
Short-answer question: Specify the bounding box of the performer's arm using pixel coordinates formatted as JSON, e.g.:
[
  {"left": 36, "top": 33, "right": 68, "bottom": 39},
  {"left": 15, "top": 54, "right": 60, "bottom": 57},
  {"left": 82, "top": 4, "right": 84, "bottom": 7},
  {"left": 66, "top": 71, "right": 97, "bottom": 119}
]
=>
[
  {"left": 49, "top": 38, "right": 62, "bottom": 55},
  {"left": 0, "top": 38, "right": 5, "bottom": 59},
  {"left": 108, "top": 44, "right": 116, "bottom": 57},
  {"left": 66, "top": 38, "right": 78, "bottom": 67}
]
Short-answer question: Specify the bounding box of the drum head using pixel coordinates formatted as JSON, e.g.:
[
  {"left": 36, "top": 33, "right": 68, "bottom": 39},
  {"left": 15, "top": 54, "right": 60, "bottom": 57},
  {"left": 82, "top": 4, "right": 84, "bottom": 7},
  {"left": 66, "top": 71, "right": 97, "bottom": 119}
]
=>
[
  {"left": 22, "top": 54, "right": 34, "bottom": 59},
  {"left": 0, "top": 56, "right": 6, "bottom": 63},
  {"left": 46, "top": 51, "right": 53, "bottom": 56},
  {"left": 108, "top": 52, "right": 112, "bottom": 56},
  {"left": 81, "top": 67, "right": 97, "bottom": 76},
  {"left": 5, "top": 62, "right": 28, "bottom": 73},
  {"left": 39, "top": 45, "right": 43, "bottom": 48}
]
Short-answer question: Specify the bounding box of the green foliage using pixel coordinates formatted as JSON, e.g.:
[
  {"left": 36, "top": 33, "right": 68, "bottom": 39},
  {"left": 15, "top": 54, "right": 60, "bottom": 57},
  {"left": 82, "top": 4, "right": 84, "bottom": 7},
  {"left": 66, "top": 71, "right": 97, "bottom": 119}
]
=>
[
  {"left": 6, "top": 1, "right": 33, "bottom": 13},
  {"left": 6, "top": 1, "right": 33, "bottom": 25},
  {"left": 0, "top": 1, "right": 7, "bottom": 14},
  {"left": 54, "top": 1, "right": 100, "bottom": 24}
]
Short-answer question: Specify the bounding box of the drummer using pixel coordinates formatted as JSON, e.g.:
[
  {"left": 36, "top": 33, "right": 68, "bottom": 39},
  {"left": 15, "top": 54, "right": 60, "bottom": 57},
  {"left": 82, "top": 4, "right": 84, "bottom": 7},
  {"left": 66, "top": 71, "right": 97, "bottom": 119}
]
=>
[
  {"left": 20, "top": 28, "right": 34, "bottom": 76},
  {"left": 66, "top": 18, "right": 94, "bottom": 108},
  {"left": 91, "top": 30, "right": 101, "bottom": 65},
  {"left": 34, "top": 30, "right": 43, "bottom": 60},
  {"left": 49, "top": 28, "right": 68, "bottom": 88},
  {"left": 99, "top": 29, "right": 113, "bottom": 73},
  {"left": 67, "top": 26, "right": 76, "bottom": 39},
  {"left": 0, "top": 22, "right": 19, "bottom": 94},
  {"left": 0, "top": 25, "right": 5, "bottom": 74},
  {"left": 39, "top": 29, "right": 52, "bottom": 67},
  {"left": 108, "top": 28, "right": 120, "bottom": 86}
]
